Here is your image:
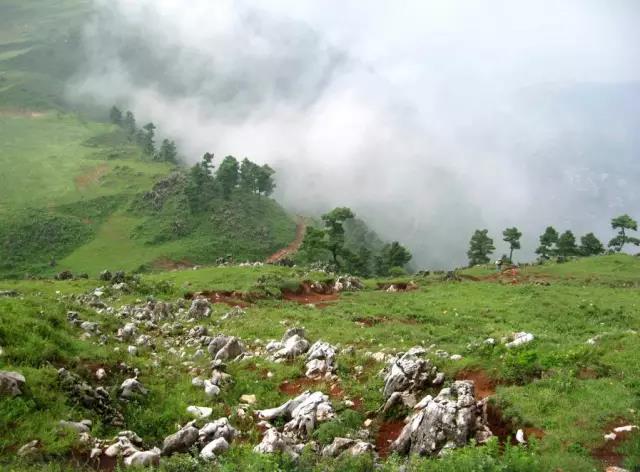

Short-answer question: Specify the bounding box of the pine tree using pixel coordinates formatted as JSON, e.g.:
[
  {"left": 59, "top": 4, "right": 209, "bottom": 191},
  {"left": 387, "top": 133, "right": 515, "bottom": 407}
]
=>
[
  {"left": 156, "top": 139, "right": 178, "bottom": 163},
  {"left": 467, "top": 229, "right": 495, "bottom": 266},
  {"left": 579, "top": 233, "right": 604, "bottom": 256},
  {"left": 216, "top": 156, "right": 239, "bottom": 199},
  {"left": 557, "top": 230, "right": 578, "bottom": 257},
  {"left": 535, "top": 226, "right": 558, "bottom": 259},
  {"left": 502, "top": 227, "right": 522, "bottom": 263},
  {"left": 608, "top": 214, "right": 640, "bottom": 252},
  {"left": 123, "top": 111, "right": 136, "bottom": 136},
  {"left": 109, "top": 106, "right": 123, "bottom": 126}
]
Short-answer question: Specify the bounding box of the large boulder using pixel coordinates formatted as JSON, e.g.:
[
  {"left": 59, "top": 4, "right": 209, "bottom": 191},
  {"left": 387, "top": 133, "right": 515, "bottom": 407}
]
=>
[
  {"left": 119, "top": 378, "right": 148, "bottom": 400},
  {"left": 123, "top": 448, "right": 161, "bottom": 468},
  {"left": 390, "top": 380, "right": 492, "bottom": 456},
  {"left": 253, "top": 428, "right": 302, "bottom": 458},
  {"left": 0, "top": 371, "right": 25, "bottom": 396},
  {"left": 382, "top": 348, "right": 442, "bottom": 405}
]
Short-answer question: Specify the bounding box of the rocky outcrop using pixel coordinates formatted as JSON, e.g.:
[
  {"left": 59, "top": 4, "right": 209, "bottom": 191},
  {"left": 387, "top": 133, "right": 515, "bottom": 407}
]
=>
[
  {"left": 390, "top": 381, "right": 492, "bottom": 456},
  {"left": 305, "top": 341, "right": 337, "bottom": 378},
  {"left": 188, "top": 298, "right": 211, "bottom": 319},
  {"left": 207, "top": 335, "right": 246, "bottom": 362},
  {"left": 381, "top": 348, "right": 443, "bottom": 412},
  {"left": 257, "top": 391, "right": 334, "bottom": 440},
  {"left": 266, "top": 327, "right": 310, "bottom": 361},
  {"left": 119, "top": 378, "right": 148, "bottom": 400},
  {"left": 57, "top": 368, "right": 123, "bottom": 426},
  {"left": 161, "top": 424, "right": 199, "bottom": 456}
]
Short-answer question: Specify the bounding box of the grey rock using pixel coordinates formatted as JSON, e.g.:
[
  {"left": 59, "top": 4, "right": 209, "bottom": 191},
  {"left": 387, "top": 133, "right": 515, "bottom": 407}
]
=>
[
  {"left": 162, "top": 425, "right": 199, "bottom": 456},
  {"left": 0, "top": 371, "right": 25, "bottom": 396}
]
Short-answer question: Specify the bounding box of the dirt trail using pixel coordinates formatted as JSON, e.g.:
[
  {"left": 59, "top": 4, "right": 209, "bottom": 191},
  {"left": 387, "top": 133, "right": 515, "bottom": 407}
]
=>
[{"left": 266, "top": 217, "right": 306, "bottom": 263}]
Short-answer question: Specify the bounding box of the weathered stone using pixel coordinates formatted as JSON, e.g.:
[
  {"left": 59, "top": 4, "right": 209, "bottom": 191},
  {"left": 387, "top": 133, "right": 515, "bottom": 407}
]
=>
[
  {"left": 123, "top": 448, "right": 161, "bottom": 468},
  {"left": 505, "top": 332, "right": 535, "bottom": 348},
  {"left": 200, "top": 437, "right": 229, "bottom": 460},
  {"left": 0, "top": 371, "right": 25, "bottom": 396},
  {"left": 162, "top": 425, "right": 199, "bottom": 456},
  {"left": 305, "top": 341, "right": 337, "bottom": 378},
  {"left": 119, "top": 378, "right": 148, "bottom": 400},
  {"left": 390, "top": 381, "right": 492, "bottom": 456},
  {"left": 188, "top": 298, "right": 211, "bottom": 319},
  {"left": 322, "top": 437, "right": 375, "bottom": 457}
]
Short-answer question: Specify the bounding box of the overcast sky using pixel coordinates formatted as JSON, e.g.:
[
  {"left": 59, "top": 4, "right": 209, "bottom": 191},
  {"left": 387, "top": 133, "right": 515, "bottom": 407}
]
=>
[{"left": 71, "top": 0, "right": 640, "bottom": 267}]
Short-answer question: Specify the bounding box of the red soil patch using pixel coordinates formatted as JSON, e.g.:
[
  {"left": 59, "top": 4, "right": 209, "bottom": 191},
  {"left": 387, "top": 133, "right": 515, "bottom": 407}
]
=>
[
  {"left": 266, "top": 218, "right": 306, "bottom": 263},
  {"left": 282, "top": 290, "right": 339, "bottom": 307},
  {"left": 74, "top": 163, "right": 109, "bottom": 190},
  {"left": 485, "top": 403, "right": 519, "bottom": 445},
  {"left": 185, "top": 290, "right": 249, "bottom": 308},
  {"left": 456, "top": 369, "right": 497, "bottom": 400},
  {"left": 278, "top": 378, "right": 344, "bottom": 400},
  {"left": 592, "top": 418, "right": 638, "bottom": 468},
  {"left": 376, "top": 420, "right": 405, "bottom": 458}
]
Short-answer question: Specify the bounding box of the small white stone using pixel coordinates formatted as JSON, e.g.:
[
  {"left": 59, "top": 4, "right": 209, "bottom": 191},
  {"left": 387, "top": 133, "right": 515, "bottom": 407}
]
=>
[
  {"left": 240, "top": 394, "right": 256, "bottom": 405},
  {"left": 186, "top": 405, "right": 212, "bottom": 419}
]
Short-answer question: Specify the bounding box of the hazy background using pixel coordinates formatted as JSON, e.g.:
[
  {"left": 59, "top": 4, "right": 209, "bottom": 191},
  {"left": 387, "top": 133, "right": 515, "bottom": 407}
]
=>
[{"left": 69, "top": 0, "right": 640, "bottom": 268}]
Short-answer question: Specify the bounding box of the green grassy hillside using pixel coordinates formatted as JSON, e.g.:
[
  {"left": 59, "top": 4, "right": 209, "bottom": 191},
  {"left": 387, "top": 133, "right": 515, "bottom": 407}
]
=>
[
  {"left": 0, "top": 255, "right": 638, "bottom": 471},
  {"left": 0, "top": 1, "right": 297, "bottom": 277}
]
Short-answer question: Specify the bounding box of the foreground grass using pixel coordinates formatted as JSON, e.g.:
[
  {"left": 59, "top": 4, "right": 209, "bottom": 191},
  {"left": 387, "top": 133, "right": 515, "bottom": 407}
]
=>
[{"left": 0, "top": 255, "right": 638, "bottom": 470}]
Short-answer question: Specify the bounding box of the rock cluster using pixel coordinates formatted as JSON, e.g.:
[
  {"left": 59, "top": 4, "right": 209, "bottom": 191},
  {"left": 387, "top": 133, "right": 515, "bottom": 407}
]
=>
[
  {"left": 390, "top": 380, "right": 492, "bottom": 456},
  {"left": 381, "top": 347, "right": 444, "bottom": 411},
  {"left": 207, "top": 334, "right": 246, "bottom": 362},
  {"left": 266, "top": 327, "right": 310, "bottom": 361},
  {"left": 322, "top": 437, "right": 376, "bottom": 458},
  {"left": 162, "top": 417, "right": 236, "bottom": 461},
  {"left": 305, "top": 341, "right": 337, "bottom": 378},
  {"left": 255, "top": 391, "right": 335, "bottom": 456},
  {"left": 57, "top": 368, "right": 123, "bottom": 426}
]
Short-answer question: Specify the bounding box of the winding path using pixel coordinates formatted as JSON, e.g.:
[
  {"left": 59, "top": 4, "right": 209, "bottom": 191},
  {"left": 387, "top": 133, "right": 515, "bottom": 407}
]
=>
[{"left": 266, "top": 217, "right": 307, "bottom": 263}]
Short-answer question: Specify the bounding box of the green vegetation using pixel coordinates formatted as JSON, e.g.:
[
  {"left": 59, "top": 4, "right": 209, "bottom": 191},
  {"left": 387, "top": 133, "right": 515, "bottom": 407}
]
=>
[
  {"left": 0, "top": 255, "right": 638, "bottom": 470},
  {"left": 467, "top": 229, "right": 495, "bottom": 265},
  {"left": 609, "top": 214, "right": 640, "bottom": 252}
]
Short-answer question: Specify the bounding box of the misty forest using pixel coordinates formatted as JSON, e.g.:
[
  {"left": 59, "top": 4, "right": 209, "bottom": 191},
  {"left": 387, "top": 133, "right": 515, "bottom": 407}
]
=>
[{"left": 0, "top": 1, "right": 639, "bottom": 471}]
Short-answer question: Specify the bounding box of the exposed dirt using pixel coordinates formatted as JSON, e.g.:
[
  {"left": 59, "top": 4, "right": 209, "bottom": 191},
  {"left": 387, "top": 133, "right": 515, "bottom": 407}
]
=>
[
  {"left": 455, "top": 368, "right": 497, "bottom": 399},
  {"left": 0, "top": 108, "right": 46, "bottom": 118},
  {"left": 592, "top": 418, "right": 638, "bottom": 468},
  {"left": 281, "top": 281, "right": 339, "bottom": 307},
  {"left": 354, "top": 315, "right": 418, "bottom": 327},
  {"left": 266, "top": 218, "right": 306, "bottom": 263},
  {"left": 152, "top": 257, "right": 195, "bottom": 271},
  {"left": 185, "top": 290, "right": 250, "bottom": 308},
  {"left": 75, "top": 164, "right": 110, "bottom": 190},
  {"left": 577, "top": 367, "right": 601, "bottom": 379},
  {"left": 278, "top": 378, "right": 345, "bottom": 400},
  {"left": 485, "top": 403, "right": 519, "bottom": 445},
  {"left": 375, "top": 420, "right": 405, "bottom": 458}
]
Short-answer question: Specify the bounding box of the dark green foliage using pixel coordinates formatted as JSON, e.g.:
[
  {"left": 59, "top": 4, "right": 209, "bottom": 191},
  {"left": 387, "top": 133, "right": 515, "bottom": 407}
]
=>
[
  {"left": 501, "top": 349, "right": 542, "bottom": 384},
  {"left": 608, "top": 214, "right": 640, "bottom": 252},
  {"left": 579, "top": 232, "right": 605, "bottom": 256},
  {"left": 375, "top": 241, "right": 412, "bottom": 276},
  {"left": 256, "top": 164, "right": 276, "bottom": 196},
  {"left": 239, "top": 158, "right": 260, "bottom": 192},
  {"left": 502, "top": 226, "right": 522, "bottom": 262},
  {"left": 557, "top": 230, "right": 578, "bottom": 257},
  {"left": 109, "top": 106, "right": 122, "bottom": 125},
  {"left": 536, "top": 226, "right": 559, "bottom": 259},
  {"left": 467, "top": 229, "right": 495, "bottom": 265},
  {"left": 217, "top": 155, "right": 240, "bottom": 199},
  {"left": 156, "top": 139, "right": 178, "bottom": 163},
  {"left": 185, "top": 153, "right": 216, "bottom": 212},
  {"left": 300, "top": 208, "right": 356, "bottom": 270}
]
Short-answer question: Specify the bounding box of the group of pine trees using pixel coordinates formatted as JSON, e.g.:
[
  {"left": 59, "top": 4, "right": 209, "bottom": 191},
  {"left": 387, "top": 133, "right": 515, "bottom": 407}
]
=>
[
  {"left": 467, "top": 214, "right": 639, "bottom": 266},
  {"left": 185, "top": 153, "right": 276, "bottom": 212},
  {"left": 300, "top": 207, "right": 412, "bottom": 277},
  {"left": 110, "top": 106, "right": 178, "bottom": 163}
]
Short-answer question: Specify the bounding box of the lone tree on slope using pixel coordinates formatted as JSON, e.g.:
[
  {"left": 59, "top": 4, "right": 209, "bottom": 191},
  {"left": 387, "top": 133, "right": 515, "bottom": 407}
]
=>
[
  {"left": 608, "top": 214, "right": 640, "bottom": 252},
  {"left": 375, "top": 241, "right": 413, "bottom": 276},
  {"left": 467, "top": 229, "right": 495, "bottom": 266},
  {"left": 502, "top": 227, "right": 522, "bottom": 263},
  {"left": 535, "top": 226, "right": 559, "bottom": 260}
]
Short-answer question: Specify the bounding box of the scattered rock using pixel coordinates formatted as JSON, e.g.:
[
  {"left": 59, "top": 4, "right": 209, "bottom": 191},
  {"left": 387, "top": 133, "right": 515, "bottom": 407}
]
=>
[
  {"left": 17, "top": 440, "right": 40, "bottom": 457},
  {"left": 240, "top": 394, "right": 257, "bottom": 405},
  {"left": 221, "top": 306, "right": 246, "bottom": 321},
  {"left": 123, "top": 448, "right": 161, "bottom": 468},
  {"left": 188, "top": 298, "right": 212, "bottom": 319},
  {"left": 187, "top": 405, "right": 213, "bottom": 419},
  {"left": 208, "top": 335, "right": 246, "bottom": 362},
  {"left": 322, "top": 437, "right": 376, "bottom": 458},
  {"left": 305, "top": 341, "right": 337, "bottom": 378},
  {"left": 505, "top": 332, "right": 535, "bottom": 348},
  {"left": 200, "top": 437, "right": 229, "bottom": 461},
  {"left": 0, "top": 371, "right": 25, "bottom": 396},
  {"left": 59, "top": 419, "right": 92, "bottom": 434},
  {"left": 268, "top": 328, "right": 310, "bottom": 361},
  {"left": 162, "top": 424, "right": 199, "bottom": 456},
  {"left": 119, "top": 378, "right": 148, "bottom": 400}
]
